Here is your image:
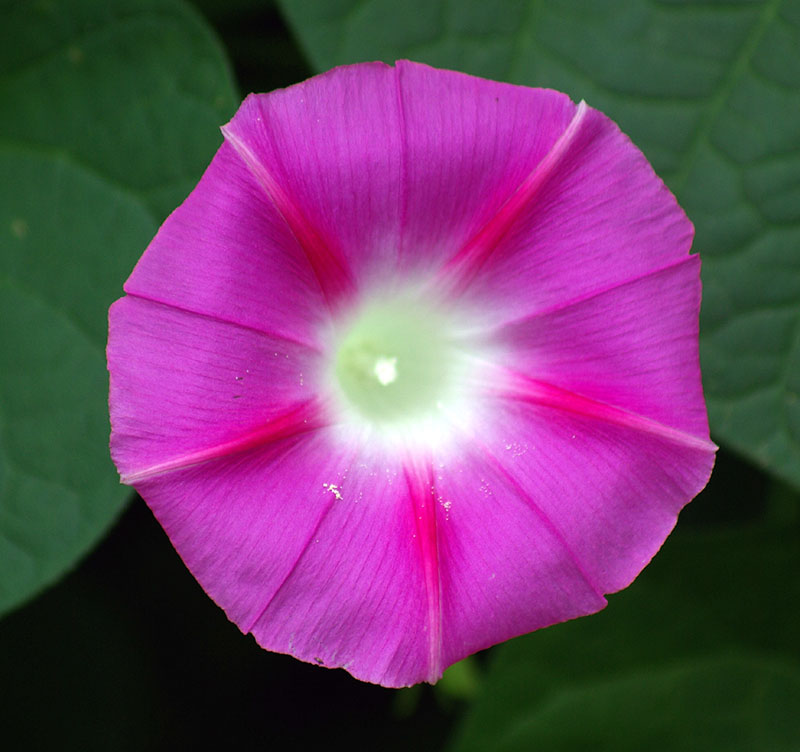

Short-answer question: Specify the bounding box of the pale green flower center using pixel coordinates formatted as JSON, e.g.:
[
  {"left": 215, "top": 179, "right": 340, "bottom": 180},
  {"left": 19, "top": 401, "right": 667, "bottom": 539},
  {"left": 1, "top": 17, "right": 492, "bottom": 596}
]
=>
[{"left": 334, "top": 298, "right": 454, "bottom": 424}]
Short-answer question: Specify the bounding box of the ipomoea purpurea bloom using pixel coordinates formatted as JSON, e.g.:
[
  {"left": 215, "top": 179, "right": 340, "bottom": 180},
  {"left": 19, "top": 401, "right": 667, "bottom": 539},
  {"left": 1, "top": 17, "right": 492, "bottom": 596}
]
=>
[{"left": 108, "top": 61, "right": 716, "bottom": 687}]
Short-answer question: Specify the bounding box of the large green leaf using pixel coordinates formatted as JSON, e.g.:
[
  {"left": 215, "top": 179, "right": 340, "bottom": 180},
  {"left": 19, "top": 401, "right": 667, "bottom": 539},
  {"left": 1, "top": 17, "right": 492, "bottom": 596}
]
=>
[
  {"left": 0, "top": 0, "right": 237, "bottom": 616},
  {"left": 0, "top": 0, "right": 238, "bottom": 219},
  {"left": 490, "top": 655, "right": 800, "bottom": 752},
  {"left": 447, "top": 522, "right": 800, "bottom": 751},
  {"left": 279, "top": 0, "right": 800, "bottom": 489}
]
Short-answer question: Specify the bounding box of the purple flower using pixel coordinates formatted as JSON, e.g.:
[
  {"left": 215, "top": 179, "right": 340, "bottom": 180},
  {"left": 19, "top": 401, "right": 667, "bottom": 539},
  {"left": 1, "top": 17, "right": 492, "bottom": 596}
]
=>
[{"left": 108, "top": 61, "right": 715, "bottom": 687}]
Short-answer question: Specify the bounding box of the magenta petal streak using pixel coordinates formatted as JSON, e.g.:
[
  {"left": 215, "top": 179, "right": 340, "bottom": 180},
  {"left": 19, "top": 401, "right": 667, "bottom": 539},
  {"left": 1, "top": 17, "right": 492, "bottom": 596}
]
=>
[
  {"left": 437, "top": 100, "right": 589, "bottom": 296},
  {"left": 405, "top": 460, "right": 443, "bottom": 681},
  {"left": 220, "top": 121, "right": 356, "bottom": 308},
  {"left": 108, "top": 61, "right": 715, "bottom": 687}
]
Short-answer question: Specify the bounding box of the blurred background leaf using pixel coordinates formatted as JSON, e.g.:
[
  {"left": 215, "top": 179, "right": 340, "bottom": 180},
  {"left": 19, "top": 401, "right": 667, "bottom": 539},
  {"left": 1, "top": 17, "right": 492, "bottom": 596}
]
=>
[
  {"left": 279, "top": 0, "right": 800, "bottom": 490},
  {"left": 0, "top": 0, "right": 237, "bottom": 616},
  {"left": 485, "top": 654, "right": 800, "bottom": 752}
]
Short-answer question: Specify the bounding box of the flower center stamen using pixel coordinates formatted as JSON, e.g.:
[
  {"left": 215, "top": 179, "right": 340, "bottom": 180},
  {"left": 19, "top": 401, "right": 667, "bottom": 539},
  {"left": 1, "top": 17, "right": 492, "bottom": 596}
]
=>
[{"left": 333, "top": 299, "right": 453, "bottom": 424}]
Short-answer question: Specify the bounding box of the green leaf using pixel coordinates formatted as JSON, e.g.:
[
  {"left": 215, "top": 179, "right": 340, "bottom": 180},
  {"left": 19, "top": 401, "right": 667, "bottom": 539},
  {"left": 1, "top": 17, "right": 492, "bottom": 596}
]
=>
[
  {"left": 491, "top": 655, "right": 800, "bottom": 752},
  {"left": 0, "top": 0, "right": 238, "bottom": 219},
  {"left": 279, "top": 0, "right": 800, "bottom": 489},
  {"left": 0, "top": 0, "right": 237, "bottom": 617},
  {"left": 447, "top": 523, "right": 800, "bottom": 751}
]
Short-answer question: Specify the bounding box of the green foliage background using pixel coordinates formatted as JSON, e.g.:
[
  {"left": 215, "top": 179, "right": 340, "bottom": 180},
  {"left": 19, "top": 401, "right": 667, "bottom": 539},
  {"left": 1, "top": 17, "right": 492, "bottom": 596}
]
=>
[{"left": 0, "top": 0, "right": 798, "bottom": 749}]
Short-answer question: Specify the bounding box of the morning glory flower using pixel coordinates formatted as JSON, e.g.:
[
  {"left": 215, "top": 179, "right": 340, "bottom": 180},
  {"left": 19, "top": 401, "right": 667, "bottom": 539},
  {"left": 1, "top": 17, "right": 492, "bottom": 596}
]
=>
[{"left": 108, "top": 61, "right": 716, "bottom": 687}]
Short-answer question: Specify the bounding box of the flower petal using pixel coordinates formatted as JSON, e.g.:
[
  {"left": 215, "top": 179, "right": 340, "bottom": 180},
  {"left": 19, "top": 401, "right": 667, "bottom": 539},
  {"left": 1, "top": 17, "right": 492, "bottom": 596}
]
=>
[
  {"left": 108, "top": 296, "right": 325, "bottom": 483},
  {"left": 220, "top": 62, "right": 404, "bottom": 296},
  {"left": 465, "top": 394, "right": 715, "bottom": 594},
  {"left": 133, "top": 429, "right": 361, "bottom": 648},
  {"left": 450, "top": 102, "right": 694, "bottom": 322},
  {"left": 124, "top": 142, "right": 328, "bottom": 346},
  {"left": 395, "top": 60, "right": 577, "bottom": 277},
  {"left": 432, "top": 444, "right": 608, "bottom": 669},
  {"left": 247, "top": 449, "right": 442, "bottom": 687},
  {"left": 481, "top": 255, "right": 709, "bottom": 437}
]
